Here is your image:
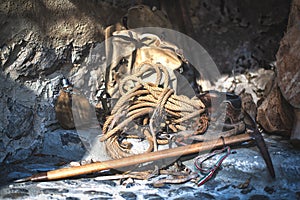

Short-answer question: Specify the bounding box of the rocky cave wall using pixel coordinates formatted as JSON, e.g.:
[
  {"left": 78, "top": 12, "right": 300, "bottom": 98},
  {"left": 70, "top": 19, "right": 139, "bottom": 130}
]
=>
[
  {"left": 188, "top": 0, "right": 291, "bottom": 73},
  {"left": 0, "top": 0, "right": 126, "bottom": 163},
  {"left": 0, "top": 0, "right": 292, "bottom": 164}
]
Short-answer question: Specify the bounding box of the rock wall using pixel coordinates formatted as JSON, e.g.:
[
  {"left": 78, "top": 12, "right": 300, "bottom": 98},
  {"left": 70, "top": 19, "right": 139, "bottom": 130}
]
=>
[
  {"left": 256, "top": 0, "right": 300, "bottom": 140},
  {"left": 0, "top": 0, "right": 126, "bottom": 163},
  {"left": 188, "top": 0, "right": 291, "bottom": 73}
]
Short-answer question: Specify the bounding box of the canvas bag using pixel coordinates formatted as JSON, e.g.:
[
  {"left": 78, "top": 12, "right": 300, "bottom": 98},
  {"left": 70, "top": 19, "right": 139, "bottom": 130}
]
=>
[{"left": 104, "top": 28, "right": 187, "bottom": 100}]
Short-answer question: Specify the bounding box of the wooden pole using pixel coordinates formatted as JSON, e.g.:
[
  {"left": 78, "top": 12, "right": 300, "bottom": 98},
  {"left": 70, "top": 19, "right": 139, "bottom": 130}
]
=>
[{"left": 17, "top": 133, "right": 252, "bottom": 182}]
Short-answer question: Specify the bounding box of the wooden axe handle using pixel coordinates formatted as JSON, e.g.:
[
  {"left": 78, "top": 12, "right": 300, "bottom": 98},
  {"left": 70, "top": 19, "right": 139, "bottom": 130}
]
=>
[{"left": 16, "top": 133, "right": 253, "bottom": 182}]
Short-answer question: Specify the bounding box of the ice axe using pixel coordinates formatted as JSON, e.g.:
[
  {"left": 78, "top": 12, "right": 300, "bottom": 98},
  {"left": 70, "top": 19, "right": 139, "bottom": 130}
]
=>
[
  {"left": 14, "top": 120, "right": 275, "bottom": 182},
  {"left": 243, "top": 110, "right": 275, "bottom": 178}
]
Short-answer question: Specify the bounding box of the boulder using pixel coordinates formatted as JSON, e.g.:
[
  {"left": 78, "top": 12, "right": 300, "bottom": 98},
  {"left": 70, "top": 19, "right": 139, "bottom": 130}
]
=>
[
  {"left": 257, "top": 82, "right": 294, "bottom": 135},
  {"left": 276, "top": 0, "right": 300, "bottom": 144}
]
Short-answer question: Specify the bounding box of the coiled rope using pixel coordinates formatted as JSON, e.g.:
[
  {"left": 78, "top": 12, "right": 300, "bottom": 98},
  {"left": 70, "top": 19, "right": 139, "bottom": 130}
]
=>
[{"left": 100, "top": 62, "right": 208, "bottom": 159}]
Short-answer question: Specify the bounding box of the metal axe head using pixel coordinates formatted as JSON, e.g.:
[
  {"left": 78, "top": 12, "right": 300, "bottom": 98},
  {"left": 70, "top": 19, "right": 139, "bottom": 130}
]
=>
[{"left": 243, "top": 110, "right": 276, "bottom": 178}]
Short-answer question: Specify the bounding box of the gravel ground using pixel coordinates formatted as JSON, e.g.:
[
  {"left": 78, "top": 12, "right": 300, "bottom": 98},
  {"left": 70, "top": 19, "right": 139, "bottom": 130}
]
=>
[{"left": 0, "top": 133, "right": 299, "bottom": 200}]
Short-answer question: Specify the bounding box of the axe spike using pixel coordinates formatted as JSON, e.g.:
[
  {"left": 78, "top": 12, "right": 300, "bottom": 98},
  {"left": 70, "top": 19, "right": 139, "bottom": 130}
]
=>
[{"left": 243, "top": 110, "right": 276, "bottom": 178}]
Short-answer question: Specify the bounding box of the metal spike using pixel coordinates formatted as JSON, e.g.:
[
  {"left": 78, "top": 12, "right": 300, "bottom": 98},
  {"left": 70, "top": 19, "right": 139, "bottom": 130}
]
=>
[
  {"left": 243, "top": 110, "right": 275, "bottom": 178},
  {"left": 14, "top": 177, "right": 31, "bottom": 183}
]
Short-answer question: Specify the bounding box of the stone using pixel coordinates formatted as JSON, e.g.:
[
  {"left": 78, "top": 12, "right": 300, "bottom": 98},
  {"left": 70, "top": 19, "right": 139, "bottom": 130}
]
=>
[
  {"left": 248, "top": 194, "right": 269, "bottom": 200},
  {"left": 143, "top": 193, "right": 164, "bottom": 200},
  {"left": 0, "top": 75, "right": 41, "bottom": 163},
  {"left": 276, "top": 0, "right": 300, "bottom": 144},
  {"left": 9, "top": 188, "right": 29, "bottom": 193},
  {"left": 240, "top": 186, "right": 254, "bottom": 194},
  {"left": 42, "top": 188, "right": 69, "bottom": 194},
  {"left": 257, "top": 83, "right": 294, "bottom": 135},
  {"left": 173, "top": 197, "right": 198, "bottom": 200},
  {"left": 280, "top": 157, "right": 300, "bottom": 180},
  {"left": 168, "top": 186, "right": 195, "bottom": 197},
  {"left": 147, "top": 182, "right": 171, "bottom": 189},
  {"left": 120, "top": 191, "right": 137, "bottom": 200},
  {"left": 216, "top": 184, "right": 231, "bottom": 191},
  {"left": 125, "top": 182, "right": 140, "bottom": 188},
  {"left": 93, "top": 180, "right": 117, "bottom": 187},
  {"left": 228, "top": 197, "right": 240, "bottom": 200},
  {"left": 264, "top": 186, "right": 275, "bottom": 194},
  {"left": 83, "top": 190, "right": 112, "bottom": 197},
  {"left": 66, "top": 197, "right": 80, "bottom": 200},
  {"left": 193, "top": 192, "right": 216, "bottom": 199},
  {"left": 296, "top": 191, "right": 300, "bottom": 199},
  {"left": 2, "top": 192, "right": 29, "bottom": 199},
  {"left": 252, "top": 69, "right": 275, "bottom": 92},
  {"left": 288, "top": 0, "right": 300, "bottom": 26},
  {"left": 41, "top": 130, "right": 85, "bottom": 161}
]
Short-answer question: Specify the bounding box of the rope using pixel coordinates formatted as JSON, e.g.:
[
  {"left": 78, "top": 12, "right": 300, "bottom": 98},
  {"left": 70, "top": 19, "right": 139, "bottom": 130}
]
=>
[{"left": 100, "top": 62, "right": 208, "bottom": 159}]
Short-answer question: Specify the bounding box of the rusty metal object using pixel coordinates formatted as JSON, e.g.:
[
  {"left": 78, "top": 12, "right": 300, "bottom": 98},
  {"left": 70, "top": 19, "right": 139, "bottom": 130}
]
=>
[
  {"left": 55, "top": 77, "right": 93, "bottom": 129},
  {"left": 55, "top": 86, "right": 75, "bottom": 129}
]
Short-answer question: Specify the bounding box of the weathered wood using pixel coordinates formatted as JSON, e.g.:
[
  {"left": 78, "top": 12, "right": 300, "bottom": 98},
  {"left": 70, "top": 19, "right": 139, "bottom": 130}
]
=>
[{"left": 17, "top": 133, "right": 254, "bottom": 182}]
